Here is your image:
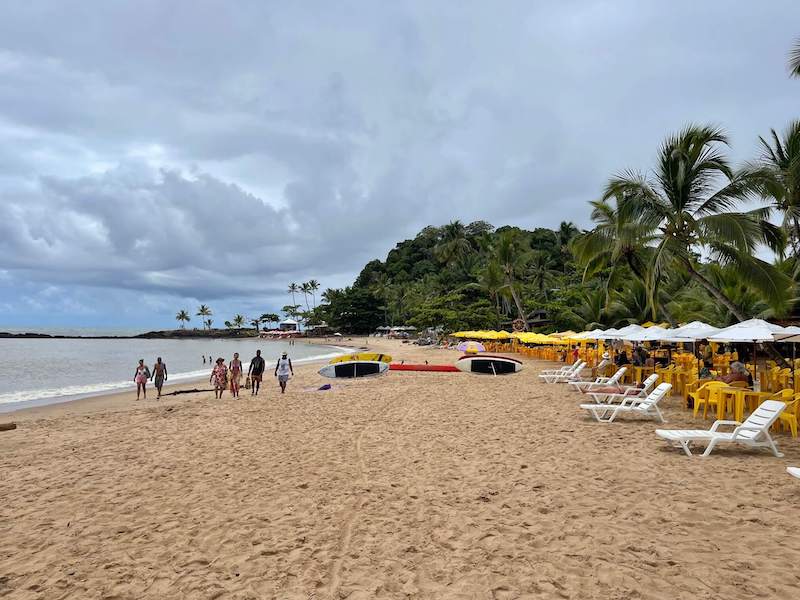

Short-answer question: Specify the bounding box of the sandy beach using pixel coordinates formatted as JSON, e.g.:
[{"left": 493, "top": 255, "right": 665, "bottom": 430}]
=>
[{"left": 2, "top": 338, "right": 800, "bottom": 599}]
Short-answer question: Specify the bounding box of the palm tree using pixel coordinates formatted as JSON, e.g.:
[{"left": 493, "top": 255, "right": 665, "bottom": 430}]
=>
[
  {"left": 233, "top": 314, "right": 245, "bottom": 328},
  {"left": 495, "top": 230, "right": 530, "bottom": 329},
  {"left": 607, "top": 125, "right": 789, "bottom": 321},
  {"left": 175, "top": 310, "right": 190, "bottom": 329},
  {"left": 308, "top": 279, "right": 320, "bottom": 308},
  {"left": 434, "top": 220, "right": 472, "bottom": 265},
  {"left": 570, "top": 197, "right": 675, "bottom": 324},
  {"left": 479, "top": 260, "right": 506, "bottom": 329},
  {"left": 528, "top": 251, "right": 557, "bottom": 301},
  {"left": 790, "top": 37, "right": 800, "bottom": 78},
  {"left": 745, "top": 120, "right": 800, "bottom": 257},
  {"left": 287, "top": 283, "right": 300, "bottom": 307},
  {"left": 224, "top": 320, "right": 233, "bottom": 329},
  {"left": 556, "top": 221, "right": 579, "bottom": 271},
  {"left": 197, "top": 305, "right": 212, "bottom": 330},
  {"left": 249, "top": 317, "right": 261, "bottom": 334},
  {"left": 370, "top": 273, "right": 390, "bottom": 325},
  {"left": 300, "top": 282, "right": 311, "bottom": 312}
]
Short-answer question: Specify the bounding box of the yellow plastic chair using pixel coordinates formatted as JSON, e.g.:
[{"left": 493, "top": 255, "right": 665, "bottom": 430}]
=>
[
  {"left": 690, "top": 381, "right": 728, "bottom": 419},
  {"left": 684, "top": 378, "right": 711, "bottom": 405},
  {"left": 777, "top": 391, "right": 799, "bottom": 438}
]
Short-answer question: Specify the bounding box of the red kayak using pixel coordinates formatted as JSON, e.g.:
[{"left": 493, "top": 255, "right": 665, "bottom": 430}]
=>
[{"left": 389, "top": 363, "right": 460, "bottom": 372}]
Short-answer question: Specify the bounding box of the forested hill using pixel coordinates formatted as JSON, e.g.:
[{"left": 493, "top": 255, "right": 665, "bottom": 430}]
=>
[{"left": 316, "top": 220, "right": 589, "bottom": 334}]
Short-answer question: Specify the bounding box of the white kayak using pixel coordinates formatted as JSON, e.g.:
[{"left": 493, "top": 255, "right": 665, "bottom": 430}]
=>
[
  {"left": 318, "top": 360, "right": 390, "bottom": 379},
  {"left": 455, "top": 354, "right": 523, "bottom": 375}
]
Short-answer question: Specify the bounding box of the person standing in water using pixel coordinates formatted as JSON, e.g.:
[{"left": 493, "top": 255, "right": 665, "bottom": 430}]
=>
[
  {"left": 151, "top": 357, "right": 168, "bottom": 399},
  {"left": 134, "top": 359, "right": 150, "bottom": 400},
  {"left": 229, "top": 352, "right": 243, "bottom": 398},
  {"left": 210, "top": 358, "right": 228, "bottom": 399},
  {"left": 248, "top": 349, "right": 265, "bottom": 396},
  {"left": 274, "top": 351, "right": 293, "bottom": 394}
]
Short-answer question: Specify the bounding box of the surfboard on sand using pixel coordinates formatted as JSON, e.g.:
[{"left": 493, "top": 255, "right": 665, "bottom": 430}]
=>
[
  {"left": 318, "top": 360, "right": 390, "bottom": 378},
  {"left": 329, "top": 352, "right": 392, "bottom": 364},
  {"left": 389, "top": 363, "right": 460, "bottom": 372},
  {"left": 455, "top": 354, "right": 523, "bottom": 375}
]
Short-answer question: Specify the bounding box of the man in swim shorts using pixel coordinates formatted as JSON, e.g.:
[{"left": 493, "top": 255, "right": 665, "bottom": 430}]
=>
[
  {"left": 248, "top": 349, "right": 265, "bottom": 396},
  {"left": 151, "top": 356, "right": 168, "bottom": 399},
  {"left": 274, "top": 351, "right": 293, "bottom": 394}
]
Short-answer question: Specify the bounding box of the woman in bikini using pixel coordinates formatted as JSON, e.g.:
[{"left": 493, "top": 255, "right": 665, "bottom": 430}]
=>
[
  {"left": 229, "top": 352, "right": 242, "bottom": 398},
  {"left": 210, "top": 358, "right": 228, "bottom": 399},
  {"left": 134, "top": 359, "right": 150, "bottom": 400}
]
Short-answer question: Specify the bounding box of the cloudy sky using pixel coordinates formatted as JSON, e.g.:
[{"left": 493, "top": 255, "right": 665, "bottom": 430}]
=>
[{"left": 0, "top": 1, "right": 798, "bottom": 331}]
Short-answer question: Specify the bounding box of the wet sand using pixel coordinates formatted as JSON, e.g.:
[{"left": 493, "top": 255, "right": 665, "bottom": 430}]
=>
[{"left": 2, "top": 338, "right": 800, "bottom": 599}]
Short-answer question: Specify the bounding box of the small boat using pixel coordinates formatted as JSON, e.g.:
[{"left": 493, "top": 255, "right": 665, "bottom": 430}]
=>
[
  {"left": 389, "top": 363, "right": 460, "bottom": 372},
  {"left": 318, "top": 360, "right": 389, "bottom": 378},
  {"left": 455, "top": 354, "right": 523, "bottom": 375},
  {"left": 329, "top": 352, "right": 392, "bottom": 364}
]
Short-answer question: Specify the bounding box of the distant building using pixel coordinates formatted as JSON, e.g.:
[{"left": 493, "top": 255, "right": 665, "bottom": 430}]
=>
[{"left": 279, "top": 318, "right": 299, "bottom": 332}]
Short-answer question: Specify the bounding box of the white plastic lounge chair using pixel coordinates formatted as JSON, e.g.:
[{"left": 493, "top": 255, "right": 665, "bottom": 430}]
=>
[
  {"left": 580, "top": 383, "right": 671, "bottom": 423},
  {"left": 545, "top": 363, "right": 591, "bottom": 384},
  {"left": 569, "top": 367, "right": 627, "bottom": 392},
  {"left": 788, "top": 467, "right": 800, "bottom": 479},
  {"left": 655, "top": 400, "right": 785, "bottom": 457},
  {"left": 540, "top": 361, "right": 586, "bottom": 384},
  {"left": 585, "top": 373, "right": 659, "bottom": 404},
  {"left": 539, "top": 360, "right": 583, "bottom": 379}
]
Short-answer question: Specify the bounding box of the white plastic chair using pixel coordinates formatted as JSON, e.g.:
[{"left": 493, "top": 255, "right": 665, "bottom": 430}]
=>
[
  {"left": 539, "top": 360, "right": 583, "bottom": 379},
  {"left": 655, "top": 400, "right": 785, "bottom": 457},
  {"left": 585, "top": 374, "right": 659, "bottom": 404},
  {"left": 569, "top": 367, "right": 627, "bottom": 392},
  {"left": 540, "top": 361, "right": 586, "bottom": 384},
  {"left": 580, "top": 383, "right": 671, "bottom": 423}
]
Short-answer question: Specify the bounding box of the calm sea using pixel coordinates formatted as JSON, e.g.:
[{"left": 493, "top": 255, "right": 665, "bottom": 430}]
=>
[{"left": 0, "top": 333, "right": 347, "bottom": 412}]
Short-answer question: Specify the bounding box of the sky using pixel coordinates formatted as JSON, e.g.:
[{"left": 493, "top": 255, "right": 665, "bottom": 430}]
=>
[{"left": 0, "top": 1, "right": 798, "bottom": 331}]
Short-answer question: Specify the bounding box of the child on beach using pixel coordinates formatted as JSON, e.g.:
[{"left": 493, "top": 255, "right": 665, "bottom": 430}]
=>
[
  {"left": 134, "top": 359, "right": 150, "bottom": 400},
  {"left": 210, "top": 358, "right": 228, "bottom": 399},
  {"left": 229, "top": 352, "right": 242, "bottom": 398},
  {"left": 151, "top": 357, "right": 168, "bottom": 399}
]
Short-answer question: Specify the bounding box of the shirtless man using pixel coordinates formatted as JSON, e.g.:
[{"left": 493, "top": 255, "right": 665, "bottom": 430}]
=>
[
  {"left": 151, "top": 356, "right": 168, "bottom": 399},
  {"left": 248, "top": 349, "right": 265, "bottom": 396}
]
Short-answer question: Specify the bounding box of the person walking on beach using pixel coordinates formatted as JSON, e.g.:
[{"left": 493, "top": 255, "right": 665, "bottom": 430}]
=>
[
  {"left": 229, "top": 352, "right": 243, "bottom": 398},
  {"left": 134, "top": 359, "right": 150, "bottom": 401},
  {"left": 275, "top": 351, "right": 293, "bottom": 394},
  {"left": 210, "top": 358, "right": 228, "bottom": 399},
  {"left": 248, "top": 349, "right": 265, "bottom": 396},
  {"left": 151, "top": 357, "right": 168, "bottom": 399}
]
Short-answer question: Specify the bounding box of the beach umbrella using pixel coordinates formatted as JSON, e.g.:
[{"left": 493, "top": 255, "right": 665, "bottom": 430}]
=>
[
  {"left": 602, "top": 324, "right": 644, "bottom": 340},
  {"left": 708, "top": 320, "right": 787, "bottom": 389},
  {"left": 663, "top": 321, "right": 720, "bottom": 342},
  {"left": 622, "top": 326, "right": 672, "bottom": 342},
  {"left": 457, "top": 341, "right": 485, "bottom": 353}
]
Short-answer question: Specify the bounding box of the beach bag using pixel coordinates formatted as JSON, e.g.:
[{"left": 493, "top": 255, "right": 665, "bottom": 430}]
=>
[{"left": 245, "top": 376, "right": 251, "bottom": 389}]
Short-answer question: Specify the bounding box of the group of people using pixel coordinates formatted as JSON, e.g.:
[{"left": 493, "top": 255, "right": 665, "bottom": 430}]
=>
[
  {"left": 134, "top": 357, "right": 168, "bottom": 400},
  {"left": 133, "top": 350, "right": 294, "bottom": 401}
]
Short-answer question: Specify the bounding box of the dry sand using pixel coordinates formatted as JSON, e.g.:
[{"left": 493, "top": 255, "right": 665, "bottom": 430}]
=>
[{"left": 2, "top": 338, "right": 800, "bottom": 599}]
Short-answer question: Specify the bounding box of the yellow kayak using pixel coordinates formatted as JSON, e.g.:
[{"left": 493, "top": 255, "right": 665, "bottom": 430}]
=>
[{"left": 329, "top": 352, "right": 392, "bottom": 365}]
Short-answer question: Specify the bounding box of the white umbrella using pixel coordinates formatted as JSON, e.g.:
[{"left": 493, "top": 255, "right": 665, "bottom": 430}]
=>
[
  {"left": 707, "top": 319, "right": 787, "bottom": 391},
  {"left": 663, "top": 321, "right": 720, "bottom": 342},
  {"left": 623, "top": 326, "right": 673, "bottom": 342},
  {"left": 707, "top": 320, "right": 784, "bottom": 343},
  {"left": 603, "top": 324, "right": 644, "bottom": 340}
]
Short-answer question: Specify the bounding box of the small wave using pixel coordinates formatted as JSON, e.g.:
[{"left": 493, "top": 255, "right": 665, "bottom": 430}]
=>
[{"left": 0, "top": 348, "right": 350, "bottom": 408}]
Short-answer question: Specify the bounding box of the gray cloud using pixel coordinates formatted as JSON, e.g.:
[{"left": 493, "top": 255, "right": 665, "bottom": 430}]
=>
[{"left": 0, "top": 1, "right": 798, "bottom": 328}]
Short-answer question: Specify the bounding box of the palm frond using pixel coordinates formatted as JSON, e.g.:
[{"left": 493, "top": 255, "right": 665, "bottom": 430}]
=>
[{"left": 790, "top": 37, "right": 800, "bottom": 78}]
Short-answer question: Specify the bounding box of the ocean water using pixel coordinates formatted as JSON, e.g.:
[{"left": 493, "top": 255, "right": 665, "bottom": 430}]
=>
[{"left": 0, "top": 337, "right": 347, "bottom": 412}]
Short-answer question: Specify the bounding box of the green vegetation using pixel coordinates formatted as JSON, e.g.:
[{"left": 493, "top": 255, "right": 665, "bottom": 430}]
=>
[{"left": 312, "top": 119, "right": 800, "bottom": 334}]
